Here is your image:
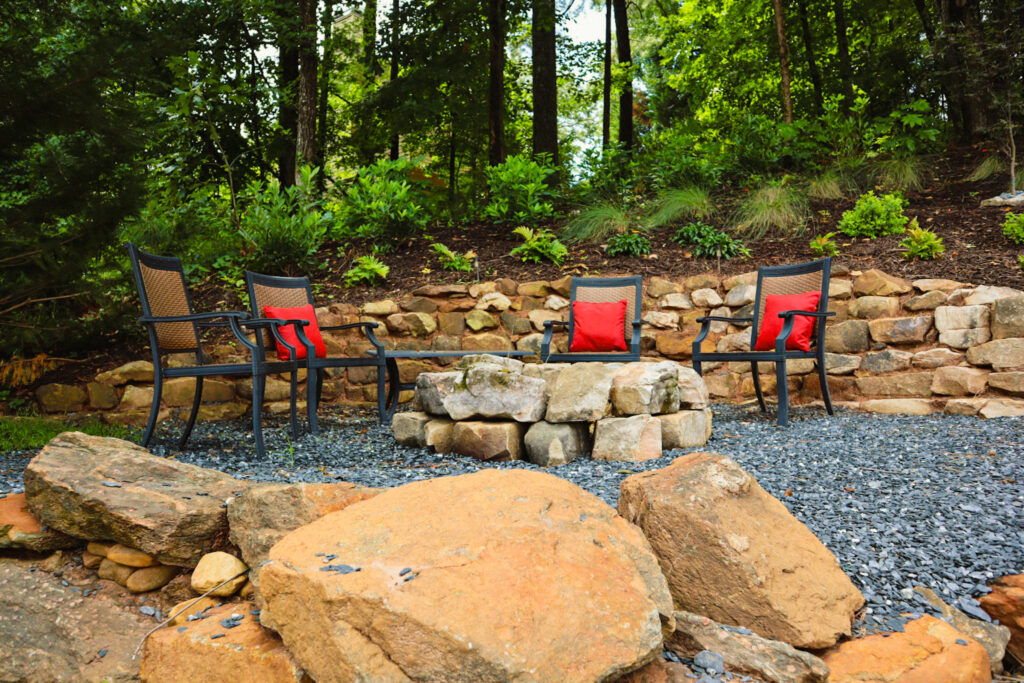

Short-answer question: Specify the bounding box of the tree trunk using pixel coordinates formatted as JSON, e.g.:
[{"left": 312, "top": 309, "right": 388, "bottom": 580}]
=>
[
  {"left": 278, "top": 36, "right": 298, "bottom": 187},
  {"left": 834, "top": 0, "right": 853, "bottom": 109},
  {"left": 911, "top": 0, "right": 935, "bottom": 43},
  {"left": 795, "top": 0, "right": 823, "bottom": 114},
  {"left": 389, "top": 0, "right": 400, "bottom": 160},
  {"left": 296, "top": 0, "right": 318, "bottom": 174},
  {"left": 771, "top": 0, "right": 793, "bottom": 123},
  {"left": 487, "top": 0, "right": 506, "bottom": 166},
  {"left": 316, "top": 0, "right": 334, "bottom": 195},
  {"left": 613, "top": 0, "right": 632, "bottom": 151},
  {"left": 531, "top": 0, "right": 559, "bottom": 170},
  {"left": 362, "top": 0, "right": 378, "bottom": 74},
  {"left": 602, "top": 0, "right": 611, "bottom": 149}
]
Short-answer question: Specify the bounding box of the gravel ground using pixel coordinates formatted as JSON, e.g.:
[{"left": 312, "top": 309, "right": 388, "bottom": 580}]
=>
[{"left": 2, "top": 403, "right": 1022, "bottom": 641}]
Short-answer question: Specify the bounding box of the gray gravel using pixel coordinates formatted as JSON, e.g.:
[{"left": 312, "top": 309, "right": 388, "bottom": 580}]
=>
[{"left": 2, "top": 403, "right": 1022, "bottom": 637}]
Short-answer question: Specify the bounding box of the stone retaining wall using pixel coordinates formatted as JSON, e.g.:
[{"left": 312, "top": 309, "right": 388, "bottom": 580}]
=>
[{"left": 32, "top": 267, "right": 1024, "bottom": 421}]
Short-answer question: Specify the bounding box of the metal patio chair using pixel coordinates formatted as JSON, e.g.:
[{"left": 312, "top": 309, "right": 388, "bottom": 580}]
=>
[
  {"left": 691, "top": 257, "right": 834, "bottom": 426},
  {"left": 126, "top": 243, "right": 308, "bottom": 458},
  {"left": 540, "top": 275, "right": 643, "bottom": 362}
]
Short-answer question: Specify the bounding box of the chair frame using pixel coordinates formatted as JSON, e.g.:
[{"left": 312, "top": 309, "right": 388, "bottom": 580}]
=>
[
  {"left": 540, "top": 275, "right": 643, "bottom": 362},
  {"left": 244, "top": 271, "right": 388, "bottom": 431},
  {"left": 691, "top": 257, "right": 835, "bottom": 427},
  {"left": 126, "top": 243, "right": 307, "bottom": 458}
]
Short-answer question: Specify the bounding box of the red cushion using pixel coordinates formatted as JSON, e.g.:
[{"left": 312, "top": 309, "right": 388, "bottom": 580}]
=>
[
  {"left": 263, "top": 304, "right": 326, "bottom": 360},
  {"left": 569, "top": 300, "right": 628, "bottom": 353},
  {"left": 753, "top": 291, "right": 822, "bottom": 351}
]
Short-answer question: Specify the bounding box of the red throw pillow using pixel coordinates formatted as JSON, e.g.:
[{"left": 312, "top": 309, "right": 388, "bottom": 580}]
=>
[
  {"left": 753, "top": 291, "right": 822, "bottom": 351},
  {"left": 263, "top": 304, "right": 326, "bottom": 360},
  {"left": 569, "top": 299, "right": 628, "bottom": 353}
]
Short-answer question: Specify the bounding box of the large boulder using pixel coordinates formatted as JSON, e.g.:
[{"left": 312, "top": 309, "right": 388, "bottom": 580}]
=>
[
  {"left": 657, "top": 410, "right": 712, "bottom": 450},
  {"left": 523, "top": 421, "right": 590, "bottom": 466},
  {"left": 611, "top": 362, "right": 682, "bottom": 416},
  {"left": 24, "top": 432, "right": 243, "bottom": 567},
  {"left": 914, "top": 586, "right": 1010, "bottom": 674},
  {"left": 820, "top": 615, "right": 990, "bottom": 683},
  {"left": 593, "top": 415, "right": 663, "bottom": 462},
  {"left": 979, "top": 574, "right": 1024, "bottom": 665},
  {"left": 259, "top": 470, "right": 673, "bottom": 683},
  {"left": 414, "top": 357, "right": 546, "bottom": 422},
  {"left": 228, "top": 482, "right": 380, "bottom": 568},
  {"left": 451, "top": 420, "right": 525, "bottom": 461},
  {"left": 0, "top": 493, "right": 78, "bottom": 551},
  {"left": 546, "top": 362, "right": 614, "bottom": 422},
  {"left": 618, "top": 453, "right": 863, "bottom": 649}
]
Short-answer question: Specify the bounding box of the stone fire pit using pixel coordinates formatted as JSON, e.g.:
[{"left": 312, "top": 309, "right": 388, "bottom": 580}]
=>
[{"left": 391, "top": 355, "right": 711, "bottom": 465}]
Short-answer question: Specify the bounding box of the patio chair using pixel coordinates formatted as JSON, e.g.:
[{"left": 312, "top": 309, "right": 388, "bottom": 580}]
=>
[
  {"left": 126, "top": 243, "right": 308, "bottom": 458},
  {"left": 244, "top": 271, "right": 388, "bottom": 432},
  {"left": 540, "top": 275, "right": 642, "bottom": 362},
  {"left": 691, "top": 257, "right": 834, "bottom": 427}
]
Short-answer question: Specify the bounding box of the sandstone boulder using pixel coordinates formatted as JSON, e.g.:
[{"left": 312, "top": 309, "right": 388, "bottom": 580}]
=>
[
  {"left": 619, "top": 453, "right": 863, "bottom": 648},
  {"left": 979, "top": 398, "right": 1024, "bottom": 417},
  {"left": 523, "top": 421, "right": 590, "bottom": 466},
  {"left": 963, "top": 285, "right": 1023, "bottom": 306},
  {"left": 0, "top": 493, "right": 78, "bottom": 551},
  {"left": 992, "top": 296, "right": 1024, "bottom": 339},
  {"left": 593, "top": 415, "right": 663, "bottom": 462},
  {"left": 979, "top": 574, "right": 1024, "bottom": 665},
  {"left": 24, "top": 432, "right": 243, "bottom": 567},
  {"left": 415, "top": 358, "right": 546, "bottom": 422},
  {"left": 659, "top": 293, "right": 693, "bottom": 310},
  {"left": 849, "top": 296, "right": 900, "bottom": 319},
  {"left": 906, "top": 290, "right": 948, "bottom": 310},
  {"left": 856, "top": 372, "right": 934, "bottom": 396},
  {"left": 935, "top": 305, "right": 989, "bottom": 332},
  {"left": 914, "top": 586, "right": 1009, "bottom": 674},
  {"left": 451, "top": 421, "right": 525, "bottom": 461},
  {"left": 860, "top": 398, "right": 935, "bottom": 415},
  {"left": 724, "top": 284, "right": 756, "bottom": 307},
  {"left": 546, "top": 362, "right": 614, "bottom": 422},
  {"left": 914, "top": 278, "right": 964, "bottom": 292},
  {"left": 648, "top": 276, "right": 680, "bottom": 298},
  {"left": 657, "top": 410, "right": 711, "bottom": 450},
  {"left": 95, "top": 359, "right": 155, "bottom": 385},
  {"left": 643, "top": 311, "right": 679, "bottom": 330},
  {"left": 868, "top": 316, "right": 932, "bottom": 344},
  {"left": 259, "top": 470, "right": 673, "bottom": 683},
  {"left": 967, "top": 338, "right": 1024, "bottom": 370},
  {"left": 853, "top": 269, "right": 912, "bottom": 296},
  {"left": 391, "top": 411, "right": 431, "bottom": 447},
  {"left": 141, "top": 602, "right": 310, "bottom": 683},
  {"left": 611, "top": 362, "right": 682, "bottom": 415},
  {"left": 616, "top": 659, "right": 695, "bottom": 682},
  {"left": 913, "top": 347, "right": 964, "bottom": 368},
  {"left": 228, "top": 482, "right": 379, "bottom": 568},
  {"left": 987, "top": 371, "right": 1024, "bottom": 394},
  {"left": 677, "top": 367, "right": 710, "bottom": 409},
  {"left": 931, "top": 366, "right": 989, "bottom": 396},
  {"left": 820, "top": 615, "right": 990, "bottom": 683},
  {"left": 424, "top": 418, "right": 455, "bottom": 453}
]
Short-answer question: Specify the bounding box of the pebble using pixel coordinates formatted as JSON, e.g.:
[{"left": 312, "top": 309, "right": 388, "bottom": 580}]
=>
[
  {"left": 97, "top": 648, "right": 107, "bottom": 659},
  {"left": 100, "top": 481, "right": 121, "bottom": 488},
  {"left": 139, "top": 606, "right": 156, "bottom": 617}
]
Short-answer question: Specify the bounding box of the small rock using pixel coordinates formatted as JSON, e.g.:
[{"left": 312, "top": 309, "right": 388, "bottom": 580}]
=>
[{"left": 191, "top": 552, "right": 248, "bottom": 597}]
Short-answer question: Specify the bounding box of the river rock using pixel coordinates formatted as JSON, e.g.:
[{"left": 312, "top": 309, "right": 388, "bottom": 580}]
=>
[
  {"left": 523, "top": 421, "right": 590, "bottom": 466},
  {"left": 611, "top": 362, "right": 682, "bottom": 415},
  {"left": 619, "top": 453, "right": 863, "bottom": 649},
  {"left": 98, "top": 557, "right": 135, "bottom": 586},
  {"left": 657, "top": 409, "right": 712, "bottom": 450},
  {"left": 191, "top": 552, "right": 248, "bottom": 597},
  {"left": 546, "top": 362, "right": 614, "bottom": 422},
  {"left": 593, "top": 415, "right": 663, "bottom": 462},
  {"left": 259, "top": 469, "right": 673, "bottom": 683},
  {"left": 24, "top": 432, "right": 242, "bottom": 567},
  {"left": 127, "top": 564, "right": 179, "bottom": 593},
  {"left": 106, "top": 543, "right": 157, "bottom": 568},
  {"left": 0, "top": 493, "right": 78, "bottom": 552}
]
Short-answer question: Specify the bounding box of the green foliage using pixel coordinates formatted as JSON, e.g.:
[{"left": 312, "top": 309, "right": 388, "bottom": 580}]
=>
[
  {"left": 837, "top": 191, "right": 910, "bottom": 238},
  {"left": 562, "top": 203, "right": 631, "bottom": 244},
  {"left": 809, "top": 232, "right": 841, "bottom": 257},
  {"left": 873, "top": 156, "right": 926, "bottom": 192},
  {"left": 807, "top": 170, "right": 859, "bottom": 200},
  {"left": 0, "top": 416, "right": 136, "bottom": 451},
  {"left": 509, "top": 226, "right": 568, "bottom": 265},
  {"left": 238, "top": 167, "right": 331, "bottom": 274},
  {"left": 899, "top": 221, "right": 945, "bottom": 260},
  {"left": 483, "top": 155, "right": 559, "bottom": 225},
  {"left": 968, "top": 156, "right": 1006, "bottom": 182},
  {"left": 671, "top": 222, "right": 750, "bottom": 259},
  {"left": 1002, "top": 212, "right": 1024, "bottom": 244},
  {"left": 1018, "top": 254, "right": 1024, "bottom": 270},
  {"left": 334, "top": 159, "right": 432, "bottom": 246},
  {"left": 343, "top": 255, "right": 390, "bottom": 287},
  {"left": 646, "top": 187, "right": 715, "bottom": 230},
  {"left": 734, "top": 183, "right": 810, "bottom": 238},
  {"left": 430, "top": 243, "right": 474, "bottom": 272},
  {"left": 575, "top": 145, "right": 648, "bottom": 204},
  {"left": 605, "top": 231, "right": 652, "bottom": 258}
]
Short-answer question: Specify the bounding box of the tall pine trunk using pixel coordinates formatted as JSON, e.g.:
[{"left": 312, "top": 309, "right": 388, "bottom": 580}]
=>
[
  {"left": 389, "top": 0, "right": 400, "bottom": 160},
  {"left": 602, "top": 0, "right": 611, "bottom": 149},
  {"left": 531, "top": 0, "right": 559, "bottom": 172},
  {"left": 296, "top": 0, "right": 318, "bottom": 175},
  {"left": 316, "top": 0, "right": 334, "bottom": 195},
  {"left": 613, "top": 0, "right": 632, "bottom": 152},
  {"left": 771, "top": 0, "right": 793, "bottom": 123},
  {"left": 278, "top": 39, "right": 298, "bottom": 187},
  {"left": 795, "top": 0, "right": 823, "bottom": 114},
  {"left": 487, "top": 0, "right": 507, "bottom": 166}
]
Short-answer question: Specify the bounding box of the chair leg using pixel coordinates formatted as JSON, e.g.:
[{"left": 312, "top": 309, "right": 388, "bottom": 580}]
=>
[
  {"left": 376, "top": 364, "right": 387, "bottom": 424},
  {"left": 306, "top": 367, "right": 320, "bottom": 436},
  {"left": 817, "top": 357, "right": 834, "bottom": 415},
  {"left": 384, "top": 357, "right": 400, "bottom": 424},
  {"left": 178, "top": 377, "right": 204, "bottom": 450},
  {"left": 776, "top": 359, "right": 789, "bottom": 427},
  {"left": 142, "top": 371, "right": 163, "bottom": 447},
  {"left": 750, "top": 361, "right": 767, "bottom": 413},
  {"left": 252, "top": 373, "right": 266, "bottom": 458},
  {"left": 693, "top": 359, "right": 702, "bottom": 376}
]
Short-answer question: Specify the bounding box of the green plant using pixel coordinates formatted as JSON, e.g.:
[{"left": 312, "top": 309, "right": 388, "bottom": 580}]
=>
[
  {"left": 509, "top": 226, "right": 568, "bottom": 265},
  {"left": 645, "top": 187, "right": 715, "bottom": 229},
  {"left": 1003, "top": 212, "right": 1024, "bottom": 244},
  {"left": 238, "top": 166, "right": 332, "bottom": 273},
  {"left": 967, "top": 155, "right": 1006, "bottom": 182},
  {"left": 605, "top": 231, "right": 651, "bottom": 257},
  {"left": 430, "top": 243, "right": 474, "bottom": 272},
  {"left": 342, "top": 255, "right": 390, "bottom": 287},
  {"left": 334, "top": 158, "right": 431, "bottom": 245},
  {"left": 873, "top": 156, "right": 926, "bottom": 192},
  {"left": 733, "top": 182, "right": 810, "bottom": 238},
  {"left": 809, "top": 232, "right": 840, "bottom": 257},
  {"left": 482, "top": 154, "right": 559, "bottom": 225},
  {"left": 1018, "top": 254, "right": 1024, "bottom": 270},
  {"left": 837, "top": 191, "right": 910, "bottom": 238},
  {"left": 561, "top": 203, "right": 631, "bottom": 244},
  {"left": 899, "top": 221, "right": 945, "bottom": 260},
  {"left": 0, "top": 416, "right": 136, "bottom": 450},
  {"left": 671, "top": 221, "right": 750, "bottom": 259}
]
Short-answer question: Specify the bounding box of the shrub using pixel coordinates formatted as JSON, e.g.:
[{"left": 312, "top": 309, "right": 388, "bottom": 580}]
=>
[
  {"left": 809, "top": 232, "right": 840, "bottom": 257},
  {"left": 671, "top": 221, "right": 750, "bottom": 259},
  {"left": 646, "top": 187, "right": 715, "bottom": 230},
  {"left": 605, "top": 231, "right": 651, "bottom": 257},
  {"left": 483, "top": 154, "right": 559, "bottom": 225},
  {"left": 1003, "top": 212, "right": 1024, "bottom": 244},
  {"left": 561, "top": 203, "right": 631, "bottom": 244},
  {"left": 509, "top": 226, "right": 568, "bottom": 265},
  {"left": 430, "top": 243, "right": 474, "bottom": 272},
  {"left": 733, "top": 182, "right": 810, "bottom": 238},
  {"left": 837, "top": 191, "right": 909, "bottom": 238},
  {"left": 873, "top": 156, "right": 926, "bottom": 192},
  {"left": 899, "top": 221, "right": 945, "bottom": 260},
  {"left": 334, "top": 158, "right": 431, "bottom": 245},
  {"left": 342, "top": 255, "right": 389, "bottom": 287},
  {"left": 238, "top": 166, "right": 331, "bottom": 273}
]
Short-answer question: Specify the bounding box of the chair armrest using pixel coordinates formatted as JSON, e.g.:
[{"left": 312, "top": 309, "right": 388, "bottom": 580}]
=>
[
  {"left": 139, "top": 311, "right": 248, "bottom": 324},
  {"left": 543, "top": 320, "right": 568, "bottom": 329},
  {"left": 777, "top": 310, "right": 835, "bottom": 319},
  {"left": 321, "top": 321, "right": 380, "bottom": 331},
  {"left": 233, "top": 318, "right": 310, "bottom": 359},
  {"left": 696, "top": 315, "right": 751, "bottom": 324}
]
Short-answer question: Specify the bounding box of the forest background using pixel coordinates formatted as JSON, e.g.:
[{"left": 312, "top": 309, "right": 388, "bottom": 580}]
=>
[{"left": 2, "top": 0, "right": 1023, "bottom": 373}]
